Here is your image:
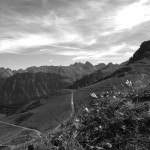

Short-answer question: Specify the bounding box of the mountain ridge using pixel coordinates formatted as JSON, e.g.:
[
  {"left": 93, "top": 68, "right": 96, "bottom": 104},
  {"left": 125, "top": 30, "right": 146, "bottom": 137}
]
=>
[
  {"left": 0, "top": 62, "right": 96, "bottom": 105},
  {"left": 0, "top": 61, "right": 120, "bottom": 78},
  {"left": 128, "top": 40, "right": 150, "bottom": 64}
]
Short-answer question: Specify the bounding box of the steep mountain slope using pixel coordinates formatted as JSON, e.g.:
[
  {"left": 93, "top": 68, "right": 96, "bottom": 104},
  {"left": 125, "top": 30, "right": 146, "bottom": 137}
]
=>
[
  {"left": 129, "top": 40, "right": 150, "bottom": 64},
  {"left": 0, "top": 62, "right": 96, "bottom": 82},
  {"left": 73, "top": 40, "right": 150, "bottom": 107},
  {"left": 95, "top": 62, "right": 120, "bottom": 73},
  {"left": 70, "top": 63, "right": 121, "bottom": 89},
  {"left": 69, "top": 69, "right": 104, "bottom": 89},
  {"left": 0, "top": 68, "right": 13, "bottom": 78},
  {"left": 0, "top": 62, "right": 96, "bottom": 105},
  {"left": 26, "top": 61, "right": 96, "bottom": 82},
  {"left": 0, "top": 72, "right": 70, "bottom": 105}
]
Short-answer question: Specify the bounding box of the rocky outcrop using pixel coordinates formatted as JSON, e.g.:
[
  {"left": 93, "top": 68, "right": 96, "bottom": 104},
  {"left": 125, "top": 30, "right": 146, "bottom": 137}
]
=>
[
  {"left": 69, "top": 69, "right": 104, "bottom": 89},
  {"left": 129, "top": 41, "right": 150, "bottom": 64},
  {"left": 26, "top": 61, "right": 96, "bottom": 82},
  {"left": 0, "top": 68, "right": 13, "bottom": 78}
]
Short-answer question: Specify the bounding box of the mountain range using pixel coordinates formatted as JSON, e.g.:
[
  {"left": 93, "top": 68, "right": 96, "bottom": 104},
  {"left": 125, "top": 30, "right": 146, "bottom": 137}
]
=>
[{"left": 0, "top": 61, "right": 120, "bottom": 105}]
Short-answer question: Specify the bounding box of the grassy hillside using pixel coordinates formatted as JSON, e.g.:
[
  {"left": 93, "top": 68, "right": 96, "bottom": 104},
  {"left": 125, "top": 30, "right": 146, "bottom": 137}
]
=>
[
  {"left": 2, "top": 89, "right": 72, "bottom": 132},
  {"left": 73, "top": 72, "right": 150, "bottom": 108},
  {"left": 32, "top": 75, "right": 150, "bottom": 150},
  {"left": 0, "top": 122, "right": 23, "bottom": 145}
]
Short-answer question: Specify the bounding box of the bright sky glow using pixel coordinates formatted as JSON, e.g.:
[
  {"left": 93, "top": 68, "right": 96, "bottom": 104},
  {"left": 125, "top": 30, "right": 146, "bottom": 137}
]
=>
[{"left": 115, "top": 0, "right": 150, "bottom": 30}]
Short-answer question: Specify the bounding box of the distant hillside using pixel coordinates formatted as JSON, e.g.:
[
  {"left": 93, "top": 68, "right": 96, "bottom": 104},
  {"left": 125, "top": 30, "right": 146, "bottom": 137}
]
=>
[
  {"left": 0, "top": 60, "right": 127, "bottom": 105},
  {"left": 0, "top": 62, "right": 96, "bottom": 105},
  {"left": 0, "top": 61, "right": 96, "bottom": 81},
  {"left": 95, "top": 62, "right": 120, "bottom": 73},
  {"left": 0, "top": 68, "right": 13, "bottom": 78},
  {"left": 0, "top": 72, "right": 70, "bottom": 105},
  {"left": 69, "top": 69, "right": 104, "bottom": 89},
  {"left": 70, "top": 62, "right": 121, "bottom": 89},
  {"left": 25, "top": 61, "right": 96, "bottom": 83}
]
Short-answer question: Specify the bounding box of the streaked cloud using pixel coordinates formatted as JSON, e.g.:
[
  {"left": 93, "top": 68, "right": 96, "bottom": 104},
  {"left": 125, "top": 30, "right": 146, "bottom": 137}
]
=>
[{"left": 0, "top": 0, "right": 150, "bottom": 68}]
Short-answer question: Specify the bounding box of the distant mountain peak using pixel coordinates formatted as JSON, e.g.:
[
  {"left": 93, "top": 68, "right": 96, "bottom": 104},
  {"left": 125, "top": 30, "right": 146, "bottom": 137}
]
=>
[
  {"left": 72, "top": 62, "right": 83, "bottom": 66},
  {"left": 85, "top": 61, "right": 94, "bottom": 67},
  {"left": 129, "top": 40, "right": 150, "bottom": 64},
  {"left": 140, "top": 40, "right": 150, "bottom": 48},
  {"left": 0, "top": 67, "right": 13, "bottom": 78},
  {"left": 85, "top": 61, "right": 92, "bottom": 65}
]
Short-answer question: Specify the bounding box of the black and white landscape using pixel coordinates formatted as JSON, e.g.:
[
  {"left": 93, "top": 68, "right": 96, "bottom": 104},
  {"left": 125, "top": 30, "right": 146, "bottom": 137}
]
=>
[{"left": 1, "top": 0, "right": 150, "bottom": 150}]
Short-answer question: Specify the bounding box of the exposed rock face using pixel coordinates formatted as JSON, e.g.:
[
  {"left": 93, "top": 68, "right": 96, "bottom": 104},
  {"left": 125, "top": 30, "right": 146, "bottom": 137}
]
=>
[
  {"left": 26, "top": 61, "right": 96, "bottom": 82},
  {"left": 129, "top": 40, "right": 150, "bottom": 63},
  {"left": 70, "top": 63, "right": 121, "bottom": 89},
  {"left": 0, "top": 62, "right": 96, "bottom": 80},
  {"left": 13, "top": 69, "right": 27, "bottom": 74},
  {"left": 0, "top": 72, "right": 70, "bottom": 105},
  {"left": 99, "top": 63, "right": 120, "bottom": 74},
  {"left": 0, "top": 68, "right": 13, "bottom": 78},
  {"left": 95, "top": 63, "right": 107, "bottom": 69},
  {"left": 69, "top": 69, "right": 104, "bottom": 89}
]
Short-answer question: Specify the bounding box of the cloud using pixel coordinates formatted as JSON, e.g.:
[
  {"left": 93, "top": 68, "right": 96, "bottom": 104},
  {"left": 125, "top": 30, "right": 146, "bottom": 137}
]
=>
[
  {"left": 0, "top": 34, "right": 54, "bottom": 53},
  {"left": 1, "top": 0, "right": 150, "bottom": 68},
  {"left": 114, "top": 0, "right": 150, "bottom": 30},
  {"left": 57, "top": 50, "right": 97, "bottom": 56},
  {"left": 71, "top": 43, "right": 127, "bottom": 61},
  {"left": 40, "top": 49, "right": 48, "bottom": 52},
  {"left": 73, "top": 56, "right": 90, "bottom": 61}
]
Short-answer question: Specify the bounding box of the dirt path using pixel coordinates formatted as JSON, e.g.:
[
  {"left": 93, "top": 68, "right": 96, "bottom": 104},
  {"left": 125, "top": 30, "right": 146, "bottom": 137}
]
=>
[
  {"left": 0, "top": 121, "right": 42, "bottom": 137},
  {"left": 51, "top": 90, "right": 75, "bottom": 133},
  {"left": 71, "top": 90, "right": 75, "bottom": 117}
]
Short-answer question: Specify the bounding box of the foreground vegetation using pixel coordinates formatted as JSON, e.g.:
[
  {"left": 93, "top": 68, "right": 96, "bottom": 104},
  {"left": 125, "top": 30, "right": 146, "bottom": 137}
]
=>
[{"left": 27, "top": 74, "right": 150, "bottom": 150}]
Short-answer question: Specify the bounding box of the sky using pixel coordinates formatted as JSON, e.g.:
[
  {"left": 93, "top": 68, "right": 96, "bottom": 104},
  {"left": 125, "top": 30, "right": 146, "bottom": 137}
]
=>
[{"left": 0, "top": 0, "right": 150, "bottom": 69}]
